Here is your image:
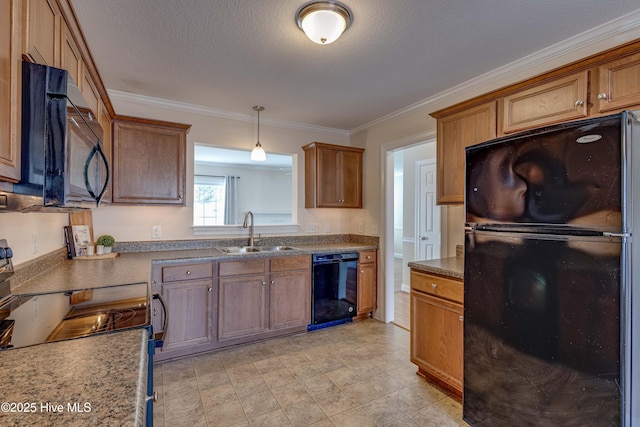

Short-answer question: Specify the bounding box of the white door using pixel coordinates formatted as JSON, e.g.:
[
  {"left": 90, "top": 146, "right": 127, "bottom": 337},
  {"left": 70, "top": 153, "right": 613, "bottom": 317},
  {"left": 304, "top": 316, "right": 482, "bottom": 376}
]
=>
[{"left": 416, "top": 160, "right": 441, "bottom": 260}]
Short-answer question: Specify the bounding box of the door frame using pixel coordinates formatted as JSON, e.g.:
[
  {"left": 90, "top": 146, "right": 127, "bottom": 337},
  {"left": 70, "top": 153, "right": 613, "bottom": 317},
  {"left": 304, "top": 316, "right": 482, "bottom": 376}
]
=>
[{"left": 380, "top": 131, "right": 435, "bottom": 323}]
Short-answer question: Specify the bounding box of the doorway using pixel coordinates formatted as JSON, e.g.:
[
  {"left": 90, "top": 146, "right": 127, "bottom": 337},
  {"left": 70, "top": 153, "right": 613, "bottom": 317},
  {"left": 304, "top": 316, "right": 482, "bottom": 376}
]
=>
[{"left": 388, "top": 142, "right": 440, "bottom": 330}]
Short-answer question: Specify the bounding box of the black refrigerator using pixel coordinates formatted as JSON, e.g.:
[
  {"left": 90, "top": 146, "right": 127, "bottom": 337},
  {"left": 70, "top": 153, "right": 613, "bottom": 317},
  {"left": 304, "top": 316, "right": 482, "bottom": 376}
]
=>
[{"left": 463, "top": 111, "right": 639, "bottom": 426}]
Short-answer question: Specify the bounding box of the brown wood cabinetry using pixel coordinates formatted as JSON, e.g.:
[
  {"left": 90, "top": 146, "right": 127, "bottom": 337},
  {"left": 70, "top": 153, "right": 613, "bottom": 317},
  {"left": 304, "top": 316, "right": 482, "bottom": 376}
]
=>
[
  {"left": 596, "top": 52, "right": 640, "bottom": 114},
  {"left": 432, "top": 41, "right": 640, "bottom": 205},
  {"left": 303, "top": 142, "right": 364, "bottom": 208},
  {"left": 61, "top": 20, "right": 81, "bottom": 86},
  {"left": 356, "top": 250, "right": 377, "bottom": 317},
  {"left": 152, "top": 261, "right": 216, "bottom": 361},
  {"left": 23, "top": 0, "right": 61, "bottom": 67},
  {"left": 500, "top": 71, "right": 589, "bottom": 134},
  {"left": 435, "top": 102, "right": 496, "bottom": 205},
  {"left": 0, "top": 0, "right": 22, "bottom": 182},
  {"left": 410, "top": 269, "right": 463, "bottom": 398},
  {"left": 112, "top": 116, "right": 191, "bottom": 205},
  {"left": 217, "top": 255, "right": 310, "bottom": 347}
]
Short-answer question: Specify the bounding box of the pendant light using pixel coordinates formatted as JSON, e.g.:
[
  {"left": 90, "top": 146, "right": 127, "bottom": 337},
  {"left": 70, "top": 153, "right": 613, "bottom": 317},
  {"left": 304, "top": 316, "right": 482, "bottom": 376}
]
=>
[
  {"left": 296, "top": 1, "right": 352, "bottom": 45},
  {"left": 251, "top": 106, "right": 266, "bottom": 161}
]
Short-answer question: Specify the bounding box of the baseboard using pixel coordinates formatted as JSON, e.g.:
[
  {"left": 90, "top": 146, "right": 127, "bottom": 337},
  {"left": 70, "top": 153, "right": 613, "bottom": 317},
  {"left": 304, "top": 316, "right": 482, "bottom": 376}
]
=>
[{"left": 401, "top": 284, "right": 410, "bottom": 293}]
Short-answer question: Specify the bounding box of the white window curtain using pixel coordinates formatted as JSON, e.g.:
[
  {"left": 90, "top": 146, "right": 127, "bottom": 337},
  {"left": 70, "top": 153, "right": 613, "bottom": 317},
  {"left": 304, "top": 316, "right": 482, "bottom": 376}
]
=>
[{"left": 224, "top": 175, "right": 240, "bottom": 225}]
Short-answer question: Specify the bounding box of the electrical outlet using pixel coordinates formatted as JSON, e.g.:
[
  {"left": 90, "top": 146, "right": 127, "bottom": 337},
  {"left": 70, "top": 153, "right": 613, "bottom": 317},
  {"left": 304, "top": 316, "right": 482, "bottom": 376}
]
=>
[
  {"left": 324, "top": 223, "right": 331, "bottom": 233},
  {"left": 152, "top": 225, "right": 162, "bottom": 239},
  {"left": 306, "top": 223, "right": 318, "bottom": 233},
  {"left": 370, "top": 224, "right": 378, "bottom": 235},
  {"left": 32, "top": 232, "right": 38, "bottom": 254},
  {"left": 358, "top": 223, "right": 364, "bottom": 233}
]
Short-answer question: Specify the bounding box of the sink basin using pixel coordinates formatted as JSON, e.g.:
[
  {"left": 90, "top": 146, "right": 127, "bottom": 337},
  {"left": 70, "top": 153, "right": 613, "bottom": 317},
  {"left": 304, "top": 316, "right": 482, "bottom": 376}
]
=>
[
  {"left": 219, "top": 246, "right": 261, "bottom": 254},
  {"left": 218, "top": 245, "right": 298, "bottom": 254},
  {"left": 258, "top": 246, "right": 298, "bottom": 252}
]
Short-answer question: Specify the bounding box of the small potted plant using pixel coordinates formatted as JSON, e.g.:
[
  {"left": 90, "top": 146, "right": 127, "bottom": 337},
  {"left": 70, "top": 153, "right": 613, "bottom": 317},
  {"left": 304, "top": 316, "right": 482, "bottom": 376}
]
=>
[{"left": 96, "top": 235, "right": 115, "bottom": 254}]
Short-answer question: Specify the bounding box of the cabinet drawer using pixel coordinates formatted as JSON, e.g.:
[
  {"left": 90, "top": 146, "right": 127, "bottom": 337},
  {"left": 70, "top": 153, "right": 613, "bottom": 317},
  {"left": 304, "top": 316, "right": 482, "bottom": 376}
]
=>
[
  {"left": 359, "top": 250, "right": 376, "bottom": 264},
  {"left": 411, "top": 270, "right": 463, "bottom": 303},
  {"left": 162, "top": 263, "right": 213, "bottom": 282},
  {"left": 218, "top": 258, "right": 266, "bottom": 277},
  {"left": 270, "top": 255, "right": 310, "bottom": 272}
]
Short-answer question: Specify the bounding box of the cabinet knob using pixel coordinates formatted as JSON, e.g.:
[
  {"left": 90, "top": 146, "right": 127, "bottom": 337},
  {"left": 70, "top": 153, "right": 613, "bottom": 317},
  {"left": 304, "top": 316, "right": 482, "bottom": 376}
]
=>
[
  {"left": 597, "top": 93, "right": 608, "bottom": 100},
  {"left": 186, "top": 271, "right": 191, "bottom": 275},
  {"left": 459, "top": 315, "right": 464, "bottom": 321},
  {"left": 431, "top": 283, "right": 437, "bottom": 289},
  {"left": 420, "top": 236, "right": 428, "bottom": 240},
  {"left": 366, "top": 255, "right": 371, "bottom": 259},
  {"left": 179, "top": 192, "right": 184, "bottom": 200},
  {"left": 152, "top": 279, "right": 157, "bottom": 285},
  {"left": 208, "top": 287, "right": 212, "bottom": 292},
  {"left": 361, "top": 270, "right": 364, "bottom": 273},
  {"left": 262, "top": 281, "right": 267, "bottom": 286},
  {"left": 271, "top": 280, "right": 275, "bottom": 285},
  {"left": 574, "top": 99, "right": 584, "bottom": 107}
]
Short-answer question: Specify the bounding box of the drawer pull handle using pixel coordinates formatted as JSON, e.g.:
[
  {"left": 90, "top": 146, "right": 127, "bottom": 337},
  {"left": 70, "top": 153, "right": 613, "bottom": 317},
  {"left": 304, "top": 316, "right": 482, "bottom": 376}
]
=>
[
  {"left": 597, "top": 93, "right": 608, "bottom": 100},
  {"left": 186, "top": 271, "right": 192, "bottom": 275},
  {"left": 431, "top": 284, "right": 437, "bottom": 289},
  {"left": 574, "top": 99, "right": 584, "bottom": 107},
  {"left": 459, "top": 316, "right": 464, "bottom": 321}
]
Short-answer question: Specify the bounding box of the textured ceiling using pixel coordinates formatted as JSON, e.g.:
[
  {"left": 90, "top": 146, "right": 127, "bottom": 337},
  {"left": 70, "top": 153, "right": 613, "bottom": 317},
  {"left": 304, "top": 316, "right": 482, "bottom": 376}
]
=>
[{"left": 70, "top": 0, "right": 640, "bottom": 131}]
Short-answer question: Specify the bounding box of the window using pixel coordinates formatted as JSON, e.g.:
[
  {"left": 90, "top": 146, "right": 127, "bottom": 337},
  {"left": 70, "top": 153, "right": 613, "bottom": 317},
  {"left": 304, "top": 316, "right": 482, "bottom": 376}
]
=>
[{"left": 193, "top": 175, "right": 226, "bottom": 226}]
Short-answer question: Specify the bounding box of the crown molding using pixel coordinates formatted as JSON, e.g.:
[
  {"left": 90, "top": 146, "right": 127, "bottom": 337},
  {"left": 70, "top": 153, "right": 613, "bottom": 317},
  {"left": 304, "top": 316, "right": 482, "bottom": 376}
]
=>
[
  {"left": 350, "top": 8, "right": 640, "bottom": 135},
  {"left": 108, "top": 90, "right": 350, "bottom": 137}
]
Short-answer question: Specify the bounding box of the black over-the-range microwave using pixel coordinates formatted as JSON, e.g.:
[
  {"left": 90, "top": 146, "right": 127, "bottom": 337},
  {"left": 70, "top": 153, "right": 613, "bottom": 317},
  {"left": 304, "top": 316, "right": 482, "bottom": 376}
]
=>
[{"left": 3, "top": 61, "right": 110, "bottom": 212}]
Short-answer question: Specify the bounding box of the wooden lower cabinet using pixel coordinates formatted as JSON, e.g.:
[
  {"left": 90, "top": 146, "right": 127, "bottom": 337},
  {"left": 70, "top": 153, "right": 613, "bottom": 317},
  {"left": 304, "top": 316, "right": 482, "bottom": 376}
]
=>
[
  {"left": 218, "top": 274, "right": 268, "bottom": 341},
  {"left": 152, "top": 261, "right": 216, "bottom": 361},
  {"left": 356, "top": 250, "right": 377, "bottom": 317},
  {"left": 217, "top": 255, "right": 311, "bottom": 347},
  {"left": 410, "top": 270, "right": 464, "bottom": 398}
]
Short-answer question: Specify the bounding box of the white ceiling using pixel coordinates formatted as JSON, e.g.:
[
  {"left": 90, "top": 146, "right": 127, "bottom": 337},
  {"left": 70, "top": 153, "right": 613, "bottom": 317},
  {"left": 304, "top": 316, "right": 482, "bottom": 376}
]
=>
[{"left": 70, "top": 0, "right": 640, "bottom": 131}]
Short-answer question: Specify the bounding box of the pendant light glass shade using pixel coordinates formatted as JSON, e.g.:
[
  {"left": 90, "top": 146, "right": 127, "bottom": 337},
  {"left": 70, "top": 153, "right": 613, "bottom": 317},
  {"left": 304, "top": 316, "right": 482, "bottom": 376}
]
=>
[
  {"left": 296, "top": 1, "right": 352, "bottom": 45},
  {"left": 251, "top": 106, "right": 266, "bottom": 161}
]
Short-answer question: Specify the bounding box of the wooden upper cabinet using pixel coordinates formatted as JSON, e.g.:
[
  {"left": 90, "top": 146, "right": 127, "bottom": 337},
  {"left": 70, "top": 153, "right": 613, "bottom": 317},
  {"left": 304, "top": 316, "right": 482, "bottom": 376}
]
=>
[
  {"left": 596, "top": 52, "right": 640, "bottom": 114},
  {"left": 303, "top": 142, "right": 364, "bottom": 208},
  {"left": 112, "top": 116, "right": 191, "bottom": 205},
  {"left": 61, "top": 20, "right": 81, "bottom": 86},
  {"left": 435, "top": 102, "right": 497, "bottom": 205},
  {"left": 0, "top": 0, "right": 22, "bottom": 183},
  {"left": 501, "top": 71, "right": 589, "bottom": 134},
  {"left": 23, "top": 0, "right": 61, "bottom": 67}
]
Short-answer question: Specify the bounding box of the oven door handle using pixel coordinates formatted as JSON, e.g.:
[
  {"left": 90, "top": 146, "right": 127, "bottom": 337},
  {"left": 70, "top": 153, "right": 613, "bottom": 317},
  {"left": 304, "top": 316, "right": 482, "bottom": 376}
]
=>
[{"left": 152, "top": 292, "right": 168, "bottom": 348}]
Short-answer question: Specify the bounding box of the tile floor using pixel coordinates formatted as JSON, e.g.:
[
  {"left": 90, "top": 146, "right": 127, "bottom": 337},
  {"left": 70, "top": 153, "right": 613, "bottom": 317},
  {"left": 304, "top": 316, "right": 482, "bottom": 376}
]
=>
[{"left": 153, "top": 319, "right": 469, "bottom": 427}]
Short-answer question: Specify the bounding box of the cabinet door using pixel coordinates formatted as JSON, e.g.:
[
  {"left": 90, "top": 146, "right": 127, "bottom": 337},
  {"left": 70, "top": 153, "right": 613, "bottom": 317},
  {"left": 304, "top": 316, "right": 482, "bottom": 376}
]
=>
[
  {"left": 357, "top": 261, "right": 377, "bottom": 315},
  {"left": 23, "top": 0, "right": 61, "bottom": 67},
  {"left": 218, "top": 275, "right": 268, "bottom": 341},
  {"left": 61, "top": 21, "right": 82, "bottom": 86},
  {"left": 269, "top": 270, "right": 311, "bottom": 330},
  {"left": 339, "top": 150, "right": 363, "bottom": 208},
  {"left": 436, "top": 102, "right": 496, "bottom": 205},
  {"left": 0, "top": 0, "right": 21, "bottom": 182},
  {"left": 501, "top": 71, "right": 588, "bottom": 134},
  {"left": 596, "top": 52, "right": 640, "bottom": 113},
  {"left": 112, "top": 117, "right": 190, "bottom": 205},
  {"left": 410, "top": 291, "right": 463, "bottom": 396},
  {"left": 162, "top": 279, "right": 214, "bottom": 351},
  {"left": 316, "top": 147, "right": 341, "bottom": 207}
]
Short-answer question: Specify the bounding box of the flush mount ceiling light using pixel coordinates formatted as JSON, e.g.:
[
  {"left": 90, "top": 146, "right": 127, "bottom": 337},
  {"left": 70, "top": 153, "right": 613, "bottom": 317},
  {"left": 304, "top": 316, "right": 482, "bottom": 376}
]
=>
[
  {"left": 296, "top": 1, "right": 352, "bottom": 45},
  {"left": 250, "top": 106, "right": 266, "bottom": 161}
]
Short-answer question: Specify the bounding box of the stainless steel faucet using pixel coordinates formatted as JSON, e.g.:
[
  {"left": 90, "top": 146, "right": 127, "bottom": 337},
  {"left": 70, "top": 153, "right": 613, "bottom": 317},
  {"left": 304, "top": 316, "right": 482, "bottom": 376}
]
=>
[{"left": 242, "top": 211, "right": 255, "bottom": 247}]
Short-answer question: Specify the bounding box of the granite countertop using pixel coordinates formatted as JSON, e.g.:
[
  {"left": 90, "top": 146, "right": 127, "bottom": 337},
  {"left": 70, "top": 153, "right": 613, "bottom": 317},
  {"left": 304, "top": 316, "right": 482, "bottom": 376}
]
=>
[
  {"left": 408, "top": 256, "right": 464, "bottom": 280},
  {"left": 0, "top": 328, "right": 148, "bottom": 427},
  {"left": 13, "top": 242, "right": 377, "bottom": 295}
]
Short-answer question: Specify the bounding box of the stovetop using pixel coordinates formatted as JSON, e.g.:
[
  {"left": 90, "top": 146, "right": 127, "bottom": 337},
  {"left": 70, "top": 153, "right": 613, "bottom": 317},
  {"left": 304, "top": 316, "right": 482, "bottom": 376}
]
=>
[{"left": 0, "top": 281, "right": 150, "bottom": 350}]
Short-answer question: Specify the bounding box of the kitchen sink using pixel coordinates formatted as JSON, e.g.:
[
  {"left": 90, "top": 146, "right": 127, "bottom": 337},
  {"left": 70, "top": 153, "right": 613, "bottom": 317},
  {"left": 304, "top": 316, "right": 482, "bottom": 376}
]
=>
[
  {"left": 258, "top": 246, "right": 298, "bottom": 252},
  {"left": 218, "top": 245, "right": 298, "bottom": 254},
  {"left": 218, "top": 246, "right": 262, "bottom": 253}
]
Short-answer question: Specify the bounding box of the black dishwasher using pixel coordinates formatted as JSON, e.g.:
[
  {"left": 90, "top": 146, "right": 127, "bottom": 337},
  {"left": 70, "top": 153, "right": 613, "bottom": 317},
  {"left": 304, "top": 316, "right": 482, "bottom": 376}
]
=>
[{"left": 309, "top": 252, "right": 358, "bottom": 330}]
